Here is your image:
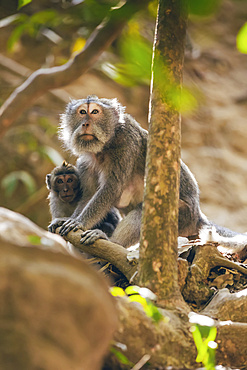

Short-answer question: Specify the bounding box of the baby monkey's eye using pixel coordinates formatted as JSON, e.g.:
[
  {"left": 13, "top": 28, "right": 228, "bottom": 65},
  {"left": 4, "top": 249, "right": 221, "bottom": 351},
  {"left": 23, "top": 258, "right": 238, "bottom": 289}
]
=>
[
  {"left": 91, "top": 109, "right": 99, "bottom": 114},
  {"left": 79, "top": 109, "right": 87, "bottom": 114},
  {"left": 57, "top": 179, "right": 63, "bottom": 184}
]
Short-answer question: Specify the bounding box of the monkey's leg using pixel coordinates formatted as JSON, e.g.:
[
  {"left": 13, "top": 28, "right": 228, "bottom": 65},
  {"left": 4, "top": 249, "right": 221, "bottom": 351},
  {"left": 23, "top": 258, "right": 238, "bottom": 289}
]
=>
[{"left": 110, "top": 204, "right": 142, "bottom": 248}]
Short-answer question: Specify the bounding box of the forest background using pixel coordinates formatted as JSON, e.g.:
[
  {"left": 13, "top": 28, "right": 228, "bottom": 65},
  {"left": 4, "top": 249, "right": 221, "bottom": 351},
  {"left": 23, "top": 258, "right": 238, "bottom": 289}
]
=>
[{"left": 0, "top": 0, "right": 247, "bottom": 236}]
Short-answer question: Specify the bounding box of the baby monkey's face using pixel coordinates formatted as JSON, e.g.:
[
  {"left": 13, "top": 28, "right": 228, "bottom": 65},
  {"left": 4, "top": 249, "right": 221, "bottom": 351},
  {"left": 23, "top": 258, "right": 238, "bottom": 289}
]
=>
[{"left": 54, "top": 174, "right": 80, "bottom": 203}]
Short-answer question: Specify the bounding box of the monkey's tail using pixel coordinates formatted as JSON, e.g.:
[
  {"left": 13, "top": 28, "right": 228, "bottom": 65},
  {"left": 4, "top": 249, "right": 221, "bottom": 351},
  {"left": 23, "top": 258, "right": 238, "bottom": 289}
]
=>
[{"left": 199, "top": 224, "right": 247, "bottom": 254}]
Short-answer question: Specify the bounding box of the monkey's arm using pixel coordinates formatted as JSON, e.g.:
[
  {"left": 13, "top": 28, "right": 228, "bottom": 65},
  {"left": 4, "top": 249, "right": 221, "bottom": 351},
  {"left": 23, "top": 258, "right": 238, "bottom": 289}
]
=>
[
  {"left": 79, "top": 204, "right": 142, "bottom": 247},
  {"left": 59, "top": 178, "right": 124, "bottom": 236}
]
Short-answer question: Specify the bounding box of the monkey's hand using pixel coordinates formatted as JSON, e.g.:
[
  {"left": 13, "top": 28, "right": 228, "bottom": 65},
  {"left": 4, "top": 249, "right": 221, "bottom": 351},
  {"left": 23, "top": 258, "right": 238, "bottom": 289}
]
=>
[
  {"left": 80, "top": 229, "right": 108, "bottom": 245},
  {"left": 59, "top": 218, "right": 85, "bottom": 236},
  {"left": 48, "top": 218, "right": 69, "bottom": 233}
]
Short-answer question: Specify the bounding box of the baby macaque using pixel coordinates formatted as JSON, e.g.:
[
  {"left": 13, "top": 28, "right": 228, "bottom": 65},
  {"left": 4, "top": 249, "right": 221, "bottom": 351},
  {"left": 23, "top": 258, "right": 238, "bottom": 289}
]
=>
[{"left": 46, "top": 161, "right": 119, "bottom": 237}]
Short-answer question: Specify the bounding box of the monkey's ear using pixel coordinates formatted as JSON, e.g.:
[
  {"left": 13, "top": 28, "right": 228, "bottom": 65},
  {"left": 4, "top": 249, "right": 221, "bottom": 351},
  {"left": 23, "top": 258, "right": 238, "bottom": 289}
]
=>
[
  {"left": 62, "top": 160, "right": 68, "bottom": 167},
  {"left": 46, "top": 174, "right": 52, "bottom": 190}
]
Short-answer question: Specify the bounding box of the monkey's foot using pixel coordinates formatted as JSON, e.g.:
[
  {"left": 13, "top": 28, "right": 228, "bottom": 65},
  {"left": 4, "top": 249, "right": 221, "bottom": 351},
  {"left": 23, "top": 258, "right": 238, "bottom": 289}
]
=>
[{"left": 80, "top": 229, "right": 108, "bottom": 245}]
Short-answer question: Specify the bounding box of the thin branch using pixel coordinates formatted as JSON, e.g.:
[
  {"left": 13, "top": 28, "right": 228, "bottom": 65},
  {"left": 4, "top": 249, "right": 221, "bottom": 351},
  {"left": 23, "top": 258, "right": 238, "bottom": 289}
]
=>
[{"left": 0, "top": 0, "right": 149, "bottom": 136}]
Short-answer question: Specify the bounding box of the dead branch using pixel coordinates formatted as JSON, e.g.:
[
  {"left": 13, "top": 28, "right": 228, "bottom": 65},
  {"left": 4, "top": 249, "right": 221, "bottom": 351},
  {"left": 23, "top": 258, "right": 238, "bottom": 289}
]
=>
[
  {"left": 0, "top": 0, "right": 149, "bottom": 136},
  {"left": 182, "top": 243, "right": 247, "bottom": 306}
]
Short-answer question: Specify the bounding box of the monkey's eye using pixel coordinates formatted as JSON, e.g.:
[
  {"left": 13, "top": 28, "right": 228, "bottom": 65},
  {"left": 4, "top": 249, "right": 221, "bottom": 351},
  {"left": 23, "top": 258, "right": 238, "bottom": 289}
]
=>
[
  {"left": 57, "top": 179, "right": 63, "bottom": 184},
  {"left": 67, "top": 178, "right": 73, "bottom": 183},
  {"left": 79, "top": 109, "right": 87, "bottom": 115},
  {"left": 91, "top": 109, "right": 99, "bottom": 114}
]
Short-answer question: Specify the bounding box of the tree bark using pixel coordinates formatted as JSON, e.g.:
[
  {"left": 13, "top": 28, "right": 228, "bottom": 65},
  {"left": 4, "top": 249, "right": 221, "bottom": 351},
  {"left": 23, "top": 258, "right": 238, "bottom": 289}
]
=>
[{"left": 138, "top": 0, "right": 188, "bottom": 309}]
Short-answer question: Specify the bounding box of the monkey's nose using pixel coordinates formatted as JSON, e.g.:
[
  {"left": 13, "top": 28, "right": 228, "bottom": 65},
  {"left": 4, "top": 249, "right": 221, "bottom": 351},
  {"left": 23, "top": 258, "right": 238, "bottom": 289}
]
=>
[{"left": 82, "top": 122, "right": 90, "bottom": 127}]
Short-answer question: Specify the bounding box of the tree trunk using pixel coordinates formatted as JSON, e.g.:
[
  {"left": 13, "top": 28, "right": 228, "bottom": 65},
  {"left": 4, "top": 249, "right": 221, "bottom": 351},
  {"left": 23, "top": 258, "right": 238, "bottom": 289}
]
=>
[{"left": 138, "top": 0, "right": 188, "bottom": 309}]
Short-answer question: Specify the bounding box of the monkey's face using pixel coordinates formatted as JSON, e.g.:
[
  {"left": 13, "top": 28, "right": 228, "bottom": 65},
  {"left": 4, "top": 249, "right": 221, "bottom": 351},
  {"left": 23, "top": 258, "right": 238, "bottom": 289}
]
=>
[
  {"left": 54, "top": 174, "right": 80, "bottom": 203},
  {"left": 60, "top": 96, "right": 123, "bottom": 155}
]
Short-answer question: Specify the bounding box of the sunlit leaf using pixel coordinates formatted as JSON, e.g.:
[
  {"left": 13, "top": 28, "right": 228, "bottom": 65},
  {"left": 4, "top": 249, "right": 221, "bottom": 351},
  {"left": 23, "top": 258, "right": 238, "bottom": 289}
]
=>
[
  {"left": 102, "top": 29, "right": 152, "bottom": 86},
  {"left": 236, "top": 22, "right": 247, "bottom": 54},
  {"left": 18, "top": 0, "right": 32, "bottom": 10},
  {"left": 2, "top": 171, "right": 36, "bottom": 196},
  {"left": 72, "top": 37, "right": 87, "bottom": 55},
  {"left": 190, "top": 313, "right": 217, "bottom": 369},
  {"left": 125, "top": 285, "right": 140, "bottom": 295},
  {"left": 110, "top": 287, "right": 126, "bottom": 297},
  {"left": 128, "top": 294, "right": 148, "bottom": 309}
]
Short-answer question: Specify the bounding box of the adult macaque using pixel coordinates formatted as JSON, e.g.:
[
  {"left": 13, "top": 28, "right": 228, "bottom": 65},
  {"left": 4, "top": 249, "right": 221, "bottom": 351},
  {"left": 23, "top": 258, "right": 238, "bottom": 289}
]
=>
[
  {"left": 49, "top": 96, "right": 247, "bottom": 254},
  {"left": 46, "top": 161, "right": 119, "bottom": 237}
]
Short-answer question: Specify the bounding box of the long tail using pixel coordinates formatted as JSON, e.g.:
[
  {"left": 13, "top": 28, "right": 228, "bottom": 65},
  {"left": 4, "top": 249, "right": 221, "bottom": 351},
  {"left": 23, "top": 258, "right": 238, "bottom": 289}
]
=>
[{"left": 199, "top": 224, "right": 247, "bottom": 253}]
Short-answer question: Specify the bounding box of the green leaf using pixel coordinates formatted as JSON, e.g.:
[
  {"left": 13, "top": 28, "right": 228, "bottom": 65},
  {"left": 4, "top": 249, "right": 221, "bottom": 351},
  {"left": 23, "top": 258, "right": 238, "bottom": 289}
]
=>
[
  {"left": 29, "top": 9, "right": 59, "bottom": 26},
  {"left": 128, "top": 294, "right": 148, "bottom": 309},
  {"left": 125, "top": 285, "right": 140, "bottom": 295},
  {"left": 1, "top": 171, "right": 36, "bottom": 196},
  {"left": 110, "top": 287, "right": 126, "bottom": 297},
  {"left": 1, "top": 175, "right": 18, "bottom": 196},
  {"left": 27, "top": 235, "right": 42, "bottom": 245},
  {"left": 7, "top": 22, "right": 29, "bottom": 51},
  {"left": 110, "top": 347, "right": 133, "bottom": 366},
  {"left": 145, "top": 301, "right": 164, "bottom": 323},
  {"left": 18, "top": 0, "right": 32, "bottom": 10},
  {"left": 237, "top": 22, "right": 247, "bottom": 54}
]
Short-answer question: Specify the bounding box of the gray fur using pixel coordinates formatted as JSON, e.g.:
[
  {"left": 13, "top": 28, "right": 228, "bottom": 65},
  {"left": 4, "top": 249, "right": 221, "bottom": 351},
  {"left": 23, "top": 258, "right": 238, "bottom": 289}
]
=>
[{"left": 57, "top": 95, "right": 247, "bottom": 253}]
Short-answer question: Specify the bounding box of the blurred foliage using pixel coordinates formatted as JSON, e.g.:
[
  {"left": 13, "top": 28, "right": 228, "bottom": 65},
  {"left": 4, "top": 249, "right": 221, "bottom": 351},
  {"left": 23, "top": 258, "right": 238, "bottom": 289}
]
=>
[
  {"left": 18, "top": 0, "right": 32, "bottom": 10},
  {"left": 110, "top": 347, "right": 134, "bottom": 367},
  {"left": 188, "top": 0, "right": 222, "bottom": 16},
  {"left": 5, "top": 10, "right": 62, "bottom": 51},
  {"left": 237, "top": 22, "right": 247, "bottom": 54},
  {"left": 110, "top": 285, "right": 165, "bottom": 323},
  {"left": 0, "top": 0, "right": 243, "bottom": 227},
  {"left": 189, "top": 313, "right": 217, "bottom": 370},
  {"left": 2, "top": 170, "right": 36, "bottom": 197}
]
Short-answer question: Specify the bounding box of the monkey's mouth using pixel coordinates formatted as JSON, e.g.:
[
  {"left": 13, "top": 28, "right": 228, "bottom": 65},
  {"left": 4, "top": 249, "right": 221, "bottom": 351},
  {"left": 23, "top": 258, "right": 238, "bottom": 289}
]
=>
[
  {"left": 61, "top": 195, "right": 74, "bottom": 202},
  {"left": 80, "top": 134, "right": 97, "bottom": 141}
]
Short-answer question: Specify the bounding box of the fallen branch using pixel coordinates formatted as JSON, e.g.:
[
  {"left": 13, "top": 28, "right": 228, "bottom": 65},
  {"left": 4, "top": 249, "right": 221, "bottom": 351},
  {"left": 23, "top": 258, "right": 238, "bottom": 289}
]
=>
[
  {"left": 0, "top": 0, "right": 149, "bottom": 136},
  {"left": 182, "top": 243, "right": 247, "bottom": 306}
]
